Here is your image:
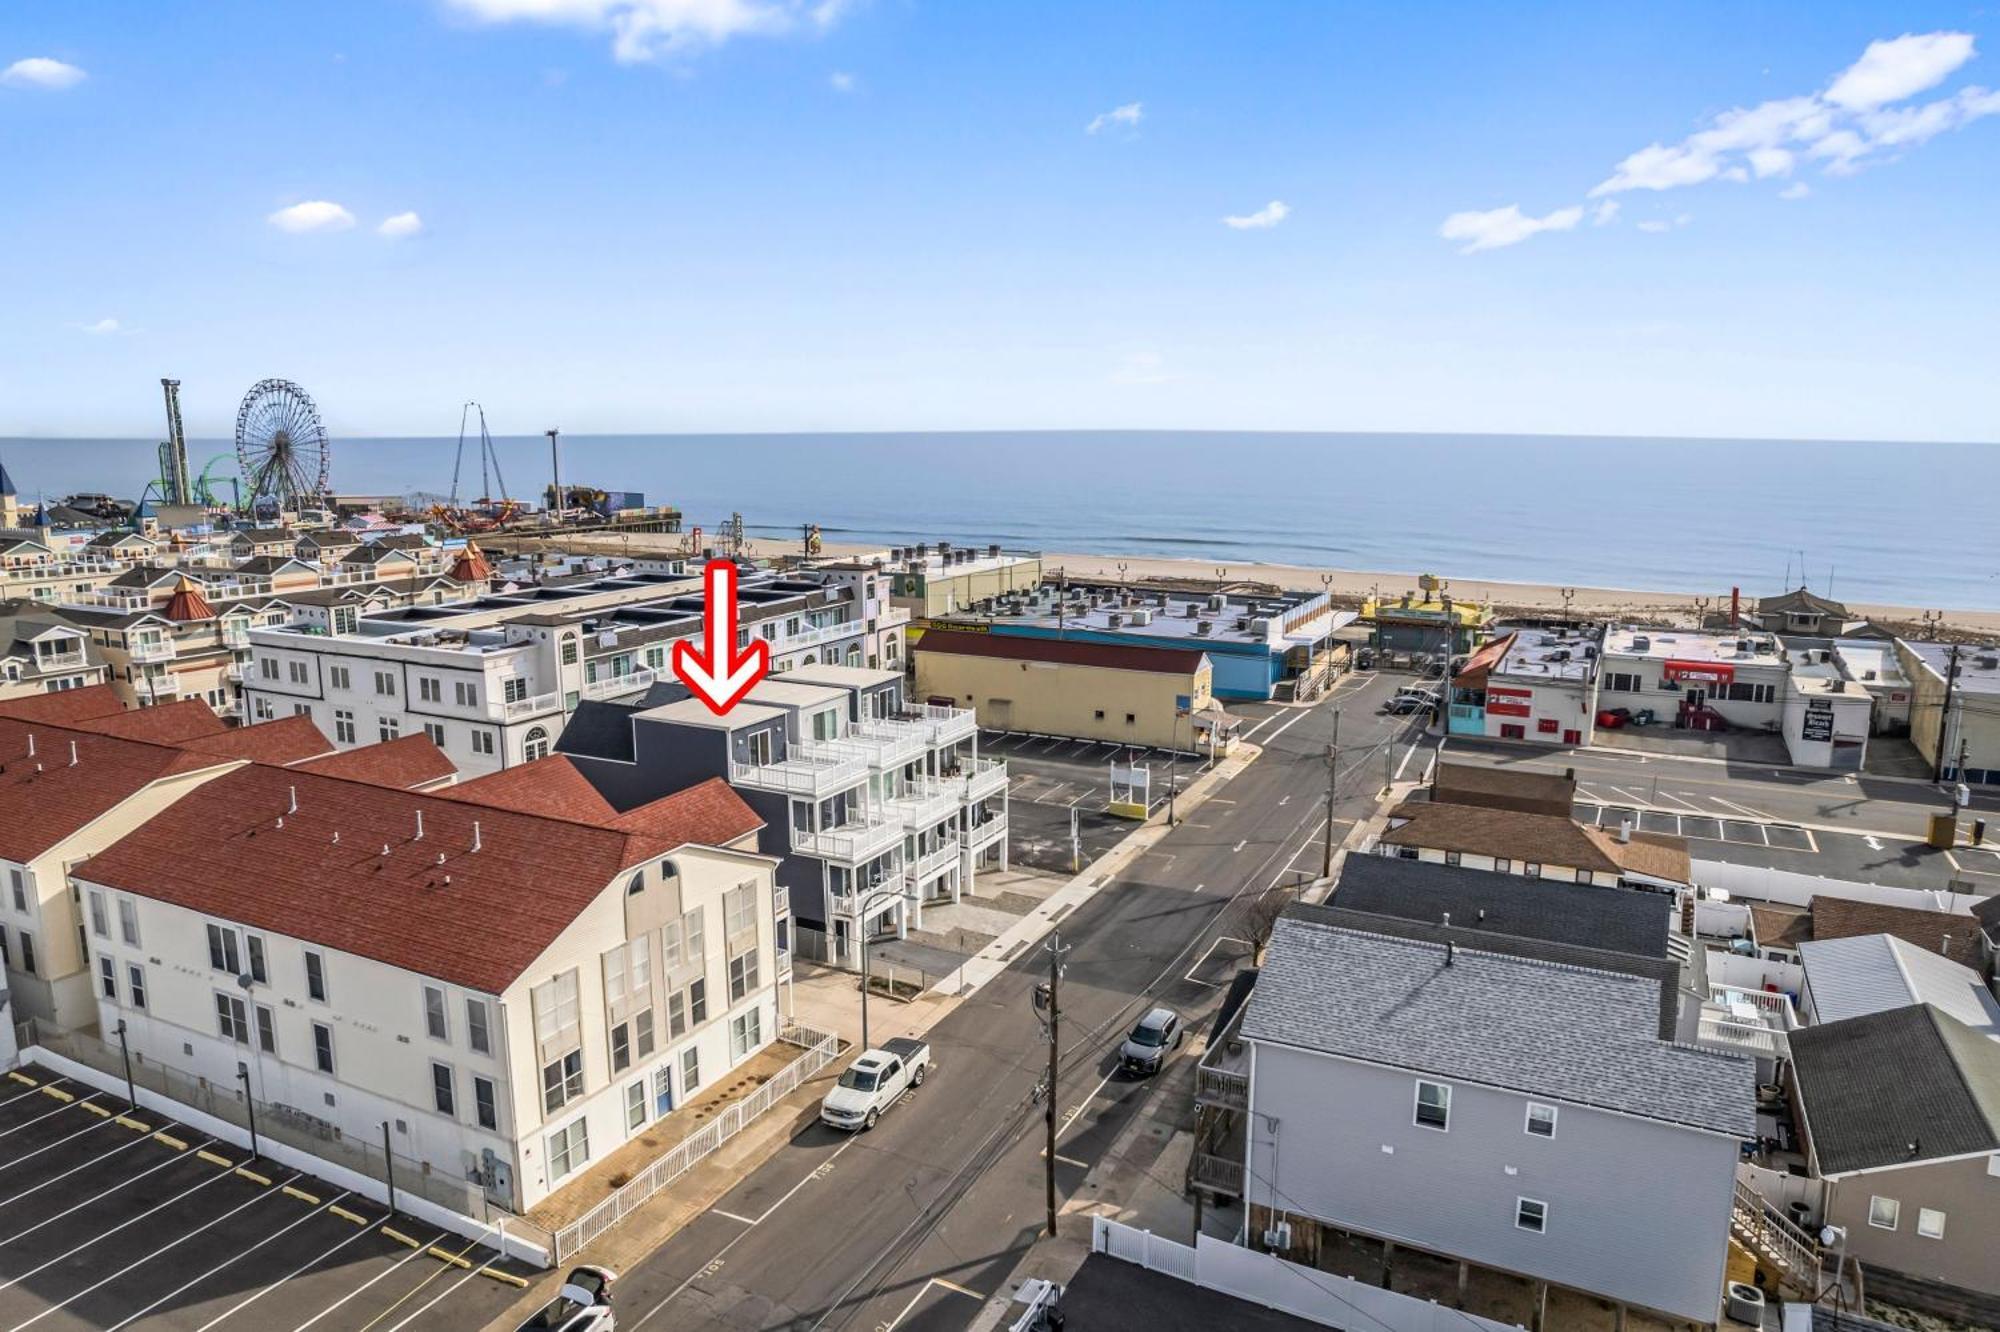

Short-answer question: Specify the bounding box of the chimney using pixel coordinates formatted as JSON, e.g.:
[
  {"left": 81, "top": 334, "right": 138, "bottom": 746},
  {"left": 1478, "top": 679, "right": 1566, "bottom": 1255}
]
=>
[
  {"left": 288, "top": 785, "right": 298, "bottom": 815},
  {"left": 25, "top": 733, "right": 34, "bottom": 757},
  {"left": 1730, "top": 586, "right": 1741, "bottom": 630},
  {"left": 471, "top": 820, "right": 482, "bottom": 853},
  {"left": 1617, "top": 819, "right": 1633, "bottom": 844},
  {"left": 68, "top": 740, "right": 78, "bottom": 767},
  {"left": 415, "top": 809, "right": 425, "bottom": 841}
]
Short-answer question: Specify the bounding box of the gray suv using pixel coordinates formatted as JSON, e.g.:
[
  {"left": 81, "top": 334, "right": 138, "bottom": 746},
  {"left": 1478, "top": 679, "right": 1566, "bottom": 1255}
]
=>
[{"left": 1119, "top": 1007, "right": 1183, "bottom": 1076}]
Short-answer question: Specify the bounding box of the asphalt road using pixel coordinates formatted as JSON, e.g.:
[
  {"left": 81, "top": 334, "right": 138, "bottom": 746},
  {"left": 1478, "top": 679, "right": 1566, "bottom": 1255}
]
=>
[{"left": 600, "top": 670, "right": 1426, "bottom": 1332}]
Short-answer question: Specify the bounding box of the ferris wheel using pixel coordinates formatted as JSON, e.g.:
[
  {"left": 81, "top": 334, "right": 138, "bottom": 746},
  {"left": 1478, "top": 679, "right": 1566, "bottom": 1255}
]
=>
[{"left": 235, "top": 378, "right": 331, "bottom": 512}]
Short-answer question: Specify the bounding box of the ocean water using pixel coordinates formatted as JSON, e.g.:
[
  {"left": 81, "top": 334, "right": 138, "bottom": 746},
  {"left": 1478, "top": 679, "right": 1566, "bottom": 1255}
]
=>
[{"left": 2, "top": 432, "right": 1993, "bottom": 610}]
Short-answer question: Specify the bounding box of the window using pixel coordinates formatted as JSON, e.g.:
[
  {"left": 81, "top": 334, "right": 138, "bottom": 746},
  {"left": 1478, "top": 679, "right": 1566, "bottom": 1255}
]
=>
[
  {"left": 305, "top": 950, "right": 328, "bottom": 1002},
  {"left": 254, "top": 697, "right": 275, "bottom": 722},
  {"left": 687, "top": 977, "right": 708, "bottom": 1026},
  {"left": 542, "top": 1051, "right": 583, "bottom": 1113},
  {"left": 546, "top": 1118, "right": 590, "bottom": 1178},
  {"left": 454, "top": 680, "right": 477, "bottom": 707},
  {"left": 432, "top": 1063, "right": 456, "bottom": 1117},
  {"left": 329, "top": 665, "right": 351, "bottom": 691},
  {"left": 1536, "top": 718, "right": 1559, "bottom": 734},
  {"left": 374, "top": 670, "right": 396, "bottom": 697},
  {"left": 1916, "top": 1208, "right": 1946, "bottom": 1240},
  {"left": 725, "top": 884, "right": 757, "bottom": 937},
  {"left": 473, "top": 1075, "right": 498, "bottom": 1130},
  {"left": 423, "top": 985, "right": 449, "bottom": 1042},
  {"left": 1493, "top": 858, "right": 1512, "bottom": 874},
  {"left": 1443, "top": 851, "right": 1462, "bottom": 866},
  {"left": 470, "top": 730, "right": 495, "bottom": 756},
  {"left": 1602, "top": 671, "right": 1641, "bottom": 693},
  {"left": 88, "top": 890, "right": 109, "bottom": 938},
  {"left": 1515, "top": 1198, "right": 1547, "bottom": 1233},
  {"left": 419, "top": 677, "right": 441, "bottom": 703},
  {"left": 1414, "top": 1080, "right": 1450, "bottom": 1131},
  {"left": 625, "top": 1079, "right": 647, "bottom": 1132},
  {"left": 1574, "top": 869, "right": 1592, "bottom": 885},
  {"left": 1125, "top": 713, "right": 1136, "bottom": 725},
  {"left": 1725, "top": 682, "right": 1776, "bottom": 704},
  {"left": 9, "top": 868, "right": 24, "bottom": 911},
  {"left": 288, "top": 660, "right": 309, "bottom": 685},
  {"left": 502, "top": 677, "right": 527, "bottom": 704},
  {"left": 379, "top": 717, "right": 400, "bottom": 742},
  {"left": 1523, "top": 862, "right": 1542, "bottom": 878},
  {"left": 18, "top": 931, "right": 34, "bottom": 974},
  {"left": 98, "top": 955, "right": 117, "bottom": 999},
  {"left": 1525, "top": 1103, "right": 1556, "bottom": 1137},
  {"left": 559, "top": 637, "right": 578, "bottom": 666},
  {"left": 423, "top": 722, "right": 446, "bottom": 746},
  {"left": 667, "top": 989, "right": 688, "bottom": 1039},
  {"left": 1868, "top": 1196, "right": 1900, "bottom": 1230},
  {"left": 207, "top": 923, "right": 242, "bottom": 975},
  {"left": 681, "top": 1045, "right": 701, "bottom": 1093},
  {"left": 117, "top": 897, "right": 140, "bottom": 946},
  {"left": 260, "top": 657, "right": 279, "bottom": 681},
  {"left": 635, "top": 1008, "right": 655, "bottom": 1058},
  {"left": 255, "top": 1004, "right": 277, "bottom": 1055},
  {"left": 610, "top": 1022, "right": 632, "bottom": 1073},
  {"left": 216, "top": 992, "right": 250, "bottom": 1044},
  {"left": 333, "top": 709, "right": 355, "bottom": 744},
  {"left": 246, "top": 933, "right": 268, "bottom": 984},
  {"left": 1093, "top": 709, "right": 1105, "bottom": 721},
  {"left": 729, "top": 1007, "right": 763, "bottom": 1059},
  {"left": 0, "top": 930, "right": 8, "bottom": 968},
  {"left": 729, "top": 948, "right": 760, "bottom": 1002},
  {"left": 523, "top": 727, "right": 550, "bottom": 762},
  {"left": 466, "top": 998, "right": 491, "bottom": 1054},
  {"left": 127, "top": 963, "right": 147, "bottom": 1010}
]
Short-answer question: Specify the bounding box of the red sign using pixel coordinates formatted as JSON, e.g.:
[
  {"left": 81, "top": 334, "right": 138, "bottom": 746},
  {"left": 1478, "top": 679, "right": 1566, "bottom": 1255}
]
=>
[
  {"left": 1487, "top": 686, "right": 1533, "bottom": 718},
  {"left": 1662, "top": 660, "right": 1735, "bottom": 686}
]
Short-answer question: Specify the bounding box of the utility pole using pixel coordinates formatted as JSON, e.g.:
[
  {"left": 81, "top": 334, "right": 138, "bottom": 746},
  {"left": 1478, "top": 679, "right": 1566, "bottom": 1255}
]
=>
[
  {"left": 1038, "top": 932, "right": 1068, "bottom": 1238},
  {"left": 1935, "top": 640, "right": 1963, "bottom": 784},
  {"left": 546, "top": 428, "right": 562, "bottom": 527},
  {"left": 1321, "top": 713, "right": 1342, "bottom": 878}
]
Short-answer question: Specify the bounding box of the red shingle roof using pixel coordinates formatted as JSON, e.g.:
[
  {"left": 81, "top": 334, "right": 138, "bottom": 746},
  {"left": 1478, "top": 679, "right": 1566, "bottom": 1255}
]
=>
[
  {"left": 162, "top": 575, "right": 216, "bottom": 622},
  {"left": 75, "top": 765, "right": 765, "bottom": 992},
  {"left": 0, "top": 683, "right": 130, "bottom": 725},
  {"left": 73, "top": 699, "right": 228, "bottom": 745},
  {"left": 609, "top": 778, "right": 765, "bottom": 848},
  {"left": 914, "top": 628, "right": 1209, "bottom": 675},
  {"left": 442, "top": 756, "right": 618, "bottom": 823},
  {"left": 295, "top": 734, "right": 458, "bottom": 789},
  {"left": 179, "top": 714, "right": 335, "bottom": 767},
  {"left": 0, "top": 720, "right": 227, "bottom": 862}
]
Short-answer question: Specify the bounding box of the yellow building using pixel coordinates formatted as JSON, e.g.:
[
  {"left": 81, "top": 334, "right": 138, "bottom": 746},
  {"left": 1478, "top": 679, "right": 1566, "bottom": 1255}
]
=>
[
  {"left": 914, "top": 628, "right": 1233, "bottom": 754},
  {"left": 885, "top": 543, "right": 1044, "bottom": 619}
]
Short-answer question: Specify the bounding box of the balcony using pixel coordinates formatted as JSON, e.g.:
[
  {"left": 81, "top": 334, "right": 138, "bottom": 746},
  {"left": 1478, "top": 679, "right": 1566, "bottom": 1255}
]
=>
[
  {"left": 496, "top": 690, "right": 562, "bottom": 722},
  {"left": 1195, "top": 1064, "right": 1248, "bottom": 1112},
  {"left": 901, "top": 702, "right": 976, "bottom": 747},
  {"left": 845, "top": 719, "right": 927, "bottom": 769},
  {"left": 582, "top": 665, "right": 656, "bottom": 700},
  {"left": 769, "top": 619, "right": 859, "bottom": 653},
  {"left": 1189, "top": 1152, "right": 1244, "bottom": 1197},
  {"left": 952, "top": 756, "right": 1009, "bottom": 803},
  {"left": 32, "top": 649, "right": 86, "bottom": 672},
  {"left": 224, "top": 660, "right": 245, "bottom": 682},
  {"left": 792, "top": 813, "right": 903, "bottom": 865},
  {"left": 134, "top": 674, "right": 181, "bottom": 701},
  {"left": 729, "top": 743, "right": 868, "bottom": 797},
  {"left": 888, "top": 780, "right": 960, "bottom": 832},
  {"left": 127, "top": 639, "right": 176, "bottom": 662},
  {"left": 221, "top": 626, "right": 251, "bottom": 650},
  {"left": 965, "top": 814, "right": 1008, "bottom": 854},
  {"left": 905, "top": 836, "right": 961, "bottom": 888}
]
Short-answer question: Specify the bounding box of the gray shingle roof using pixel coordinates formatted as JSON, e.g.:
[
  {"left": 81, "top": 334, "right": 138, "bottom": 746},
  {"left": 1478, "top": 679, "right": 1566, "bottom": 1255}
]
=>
[
  {"left": 1334, "top": 854, "right": 1671, "bottom": 959},
  {"left": 1790, "top": 1004, "right": 2000, "bottom": 1176},
  {"left": 1242, "top": 918, "right": 1755, "bottom": 1137}
]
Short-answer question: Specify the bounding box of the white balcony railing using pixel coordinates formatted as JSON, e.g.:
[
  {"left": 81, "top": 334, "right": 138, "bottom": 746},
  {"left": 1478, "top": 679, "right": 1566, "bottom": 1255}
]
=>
[
  {"left": 888, "top": 780, "right": 960, "bottom": 832},
  {"left": 1697, "top": 1011, "right": 1789, "bottom": 1059},
  {"left": 134, "top": 674, "right": 181, "bottom": 700},
  {"left": 905, "top": 836, "right": 960, "bottom": 887},
  {"left": 792, "top": 814, "right": 903, "bottom": 865},
  {"left": 965, "top": 814, "right": 1008, "bottom": 852},
  {"left": 1709, "top": 986, "right": 1798, "bottom": 1030},
  {"left": 729, "top": 743, "right": 869, "bottom": 796},
  {"left": 954, "top": 756, "right": 1009, "bottom": 803},
  {"left": 496, "top": 690, "right": 562, "bottom": 722},
  {"left": 846, "top": 719, "right": 927, "bottom": 769},
  {"left": 902, "top": 702, "right": 976, "bottom": 747},
  {"left": 127, "top": 639, "right": 176, "bottom": 662},
  {"left": 582, "top": 665, "right": 656, "bottom": 700},
  {"left": 33, "top": 650, "right": 86, "bottom": 671},
  {"left": 767, "top": 619, "right": 859, "bottom": 653}
]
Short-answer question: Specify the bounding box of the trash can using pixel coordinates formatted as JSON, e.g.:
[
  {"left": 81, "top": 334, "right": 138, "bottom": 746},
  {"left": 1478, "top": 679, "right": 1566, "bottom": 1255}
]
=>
[
  {"left": 1975, "top": 818, "right": 1988, "bottom": 847},
  {"left": 1928, "top": 812, "right": 1958, "bottom": 849}
]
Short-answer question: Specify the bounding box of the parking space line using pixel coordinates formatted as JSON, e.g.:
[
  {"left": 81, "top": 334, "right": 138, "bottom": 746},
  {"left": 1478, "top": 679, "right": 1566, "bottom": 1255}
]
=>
[
  {"left": 290, "top": 1226, "right": 450, "bottom": 1331},
  {"left": 6, "top": 1168, "right": 304, "bottom": 1322},
  {"left": 0, "top": 1091, "right": 100, "bottom": 1141},
  {"left": 0, "top": 1143, "right": 234, "bottom": 1280},
  {"left": 882, "top": 1275, "right": 985, "bottom": 1332},
  {"left": 1184, "top": 935, "right": 1250, "bottom": 988},
  {"left": 191, "top": 1206, "right": 387, "bottom": 1332},
  {"left": 96, "top": 1183, "right": 345, "bottom": 1332},
  {"left": 0, "top": 1120, "right": 203, "bottom": 1222},
  {"left": 377, "top": 1241, "right": 507, "bottom": 1332},
  {"left": 712, "top": 1208, "right": 760, "bottom": 1226},
  {"left": 0, "top": 1106, "right": 119, "bottom": 1172},
  {"left": 1709, "top": 794, "right": 1776, "bottom": 820}
]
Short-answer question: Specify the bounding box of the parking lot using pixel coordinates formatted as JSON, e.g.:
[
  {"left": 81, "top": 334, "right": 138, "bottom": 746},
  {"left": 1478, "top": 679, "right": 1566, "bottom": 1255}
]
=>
[
  {"left": 979, "top": 730, "right": 1202, "bottom": 872},
  {"left": 0, "top": 1066, "right": 531, "bottom": 1332}
]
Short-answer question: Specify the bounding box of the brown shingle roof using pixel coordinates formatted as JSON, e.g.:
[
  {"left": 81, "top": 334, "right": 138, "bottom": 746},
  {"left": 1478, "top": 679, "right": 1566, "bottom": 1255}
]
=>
[
  {"left": 295, "top": 734, "right": 457, "bottom": 790},
  {"left": 1751, "top": 903, "right": 1812, "bottom": 950},
  {"left": 178, "top": 714, "right": 335, "bottom": 767},
  {"left": 73, "top": 699, "right": 229, "bottom": 745},
  {"left": 1383, "top": 801, "right": 1690, "bottom": 883},
  {"left": 74, "top": 764, "right": 762, "bottom": 992},
  {"left": 914, "top": 628, "right": 1208, "bottom": 675},
  {"left": 0, "top": 683, "right": 129, "bottom": 725},
  {"left": 0, "top": 720, "right": 226, "bottom": 862},
  {"left": 1431, "top": 762, "right": 1576, "bottom": 817},
  {"left": 443, "top": 756, "right": 618, "bottom": 823},
  {"left": 1810, "top": 897, "right": 1983, "bottom": 969}
]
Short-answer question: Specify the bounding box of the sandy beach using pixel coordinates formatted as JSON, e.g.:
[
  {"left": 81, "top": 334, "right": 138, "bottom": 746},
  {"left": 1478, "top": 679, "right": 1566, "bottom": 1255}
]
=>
[{"left": 540, "top": 532, "right": 2000, "bottom": 636}]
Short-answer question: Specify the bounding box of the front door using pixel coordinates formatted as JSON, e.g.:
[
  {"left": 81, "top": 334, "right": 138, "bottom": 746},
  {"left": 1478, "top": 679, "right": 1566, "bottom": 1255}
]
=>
[{"left": 1684, "top": 688, "right": 1706, "bottom": 709}]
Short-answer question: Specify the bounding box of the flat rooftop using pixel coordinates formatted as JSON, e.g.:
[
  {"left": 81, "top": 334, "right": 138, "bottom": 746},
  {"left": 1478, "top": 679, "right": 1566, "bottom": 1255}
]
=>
[
  {"left": 1495, "top": 627, "right": 1598, "bottom": 682},
  {"left": 638, "top": 696, "right": 786, "bottom": 730},
  {"left": 1829, "top": 641, "right": 1908, "bottom": 689},
  {"left": 744, "top": 679, "right": 848, "bottom": 709},
  {"left": 781, "top": 663, "right": 902, "bottom": 691},
  {"left": 937, "top": 583, "right": 1349, "bottom": 649},
  {"left": 1903, "top": 639, "right": 2000, "bottom": 694},
  {"left": 1602, "top": 627, "right": 1785, "bottom": 667}
]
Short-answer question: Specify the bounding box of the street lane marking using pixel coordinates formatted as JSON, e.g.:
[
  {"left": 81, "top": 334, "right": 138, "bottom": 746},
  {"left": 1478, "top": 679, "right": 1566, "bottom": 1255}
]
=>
[
  {"left": 1709, "top": 794, "right": 1777, "bottom": 820},
  {"left": 880, "top": 1275, "right": 985, "bottom": 1332},
  {"left": 1231, "top": 839, "right": 1247, "bottom": 853},
  {"left": 1184, "top": 935, "right": 1250, "bottom": 988},
  {"left": 713, "top": 1209, "right": 760, "bottom": 1226},
  {"left": 1037, "top": 1150, "right": 1091, "bottom": 1168}
]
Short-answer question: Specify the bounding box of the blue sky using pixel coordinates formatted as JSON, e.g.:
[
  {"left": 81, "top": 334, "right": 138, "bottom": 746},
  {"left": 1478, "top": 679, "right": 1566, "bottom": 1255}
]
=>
[{"left": 4, "top": 2, "right": 1997, "bottom": 441}]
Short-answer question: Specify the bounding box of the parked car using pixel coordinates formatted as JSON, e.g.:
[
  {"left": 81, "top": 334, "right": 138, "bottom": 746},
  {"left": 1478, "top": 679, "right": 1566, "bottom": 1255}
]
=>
[
  {"left": 1354, "top": 648, "right": 1376, "bottom": 670},
  {"left": 1119, "top": 1007, "right": 1184, "bottom": 1076},
  {"left": 518, "top": 1267, "right": 617, "bottom": 1331},
  {"left": 1386, "top": 687, "right": 1439, "bottom": 715},
  {"left": 819, "top": 1036, "right": 931, "bottom": 1130},
  {"left": 1596, "top": 707, "right": 1631, "bottom": 729}
]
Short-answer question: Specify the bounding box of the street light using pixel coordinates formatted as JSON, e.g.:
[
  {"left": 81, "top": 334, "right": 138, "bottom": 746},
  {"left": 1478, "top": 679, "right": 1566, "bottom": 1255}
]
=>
[
  {"left": 236, "top": 1061, "right": 260, "bottom": 1161},
  {"left": 855, "top": 880, "right": 906, "bottom": 1052},
  {"left": 237, "top": 971, "right": 264, "bottom": 1160},
  {"left": 113, "top": 1019, "right": 137, "bottom": 1110}
]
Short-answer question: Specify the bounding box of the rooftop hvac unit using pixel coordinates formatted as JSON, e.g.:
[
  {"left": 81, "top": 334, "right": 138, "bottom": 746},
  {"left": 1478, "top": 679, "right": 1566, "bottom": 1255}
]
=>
[
  {"left": 1631, "top": 634, "right": 1651, "bottom": 651},
  {"left": 1863, "top": 669, "right": 1877, "bottom": 680},
  {"left": 1235, "top": 616, "right": 1252, "bottom": 632},
  {"left": 1207, "top": 594, "right": 1227, "bottom": 612},
  {"left": 1583, "top": 644, "right": 1598, "bottom": 658},
  {"left": 1249, "top": 617, "right": 1272, "bottom": 635},
  {"left": 1979, "top": 655, "right": 2000, "bottom": 670},
  {"left": 1184, "top": 603, "right": 1201, "bottom": 618},
  {"left": 1128, "top": 609, "right": 1153, "bottom": 625},
  {"left": 987, "top": 543, "right": 1001, "bottom": 558},
  {"left": 1550, "top": 649, "right": 1570, "bottom": 662},
  {"left": 1195, "top": 620, "right": 1214, "bottom": 635},
  {"left": 1107, "top": 612, "right": 1124, "bottom": 629}
]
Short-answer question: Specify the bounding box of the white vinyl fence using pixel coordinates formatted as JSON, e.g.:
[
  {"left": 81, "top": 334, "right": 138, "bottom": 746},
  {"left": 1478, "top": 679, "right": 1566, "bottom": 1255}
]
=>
[
  {"left": 1092, "top": 1217, "right": 1523, "bottom": 1332},
  {"left": 553, "top": 1022, "right": 839, "bottom": 1261}
]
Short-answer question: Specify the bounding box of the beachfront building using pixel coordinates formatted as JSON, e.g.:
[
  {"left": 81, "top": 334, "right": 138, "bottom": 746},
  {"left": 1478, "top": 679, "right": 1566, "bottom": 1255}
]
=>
[
  {"left": 877, "top": 541, "right": 1044, "bottom": 619},
  {"left": 71, "top": 762, "right": 785, "bottom": 1215},
  {"left": 1598, "top": 627, "right": 1791, "bottom": 731},
  {"left": 1447, "top": 626, "right": 1600, "bottom": 747},
  {"left": 912, "top": 627, "right": 1235, "bottom": 754},
  {"left": 555, "top": 668, "right": 1004, "bottom": 970},
  {"left": 0, "top": 606, "right": 106, "bottom": 700},
  {"left": 1779, "top": 647, "right": 1875, "bottom": 772},
  {"left": 1895, "top": 640, "right": 2000, "bottom": 785},
  {"left": 925, "top": 580, "right": 1349, "bottom": 701},
  {"left": 1362, "top": 580, "right": 1489, "bottom": 659},
  {"left": 243, "top": 561, "right": 905, "bottom": 777},
  {"left": 1829, "top": 640, "right": 1913, "bottom": 735}
]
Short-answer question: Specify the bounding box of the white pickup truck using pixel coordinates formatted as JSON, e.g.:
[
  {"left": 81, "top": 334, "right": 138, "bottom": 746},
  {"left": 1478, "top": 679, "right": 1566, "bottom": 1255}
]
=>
[{"left": 819, "top": 1037, "right": 931, "bottom": 1131}]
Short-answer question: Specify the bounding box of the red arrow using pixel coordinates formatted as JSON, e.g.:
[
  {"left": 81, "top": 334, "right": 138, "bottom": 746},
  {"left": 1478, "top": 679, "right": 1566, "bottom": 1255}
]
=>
[{"left": 672, "top": 559, "right": 772, "bottom": 715}]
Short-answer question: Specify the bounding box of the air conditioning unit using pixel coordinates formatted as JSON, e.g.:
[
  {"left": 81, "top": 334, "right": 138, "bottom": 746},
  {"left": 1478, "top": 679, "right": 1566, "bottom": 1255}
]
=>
[
  {"left": 1128, "top": 609, "right": 1153, "bottom": 625},
  {"left": 1207, "top": 594, "right": 1226, "bottom": 612},
  {"left": 1195, "top": 621, "right": 1213, "bottom": 636},
  {"left": 1107, "top": 613, "right": 1124, "bottom": 629},
  {"left": 1631, "top": 634, "right": 1651, "bottom": 651},
  {"left": 1262, "top": 1221, "right": 1293, "bottom": 1251},
  {"left": 1249, "top": 617, "right": 1272, "bottom": 635},
  {"left": 1725, "top": 1282, "right": 1765, "bottom": 1325}
]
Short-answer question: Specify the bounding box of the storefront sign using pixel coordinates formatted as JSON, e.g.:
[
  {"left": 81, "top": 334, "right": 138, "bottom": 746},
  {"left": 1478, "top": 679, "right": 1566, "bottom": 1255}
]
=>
[
  {"left": 1486, "top": 686, "right": 1533, "bottom": 718},
  {"left": 1802, "top": 709, "right": 1835, "bottom": 742},
  {"left": 1662, "top": 660, "right": 1735, "bottom": 685}
]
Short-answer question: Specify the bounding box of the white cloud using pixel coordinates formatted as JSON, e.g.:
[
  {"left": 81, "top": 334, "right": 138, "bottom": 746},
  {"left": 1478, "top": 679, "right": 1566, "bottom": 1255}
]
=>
[
  {"left": 1591, "top": 199, "right": 1620, "bottom": 226},
  {"left": 2, "top": 57, "right": 87, "bottom": 90},
  {"left": 828, "top": 70, "right": 855, "bottom": 93},
  {"left": 438, "top": 0, "right": 847, "bottom": 63},
  {"left": 268, "top": 200, "right": 357, "bottom": 233},
  {"left": 81, "top": 318, "right": 121, "bottom": 335},
  {"left": 1222, "top": 200, "right": 1290, "bottom": 230},
  {"left": 377, "top": 211, "right": 424, "bottom": 239},
  {"left": 1086, "top": 101, "right": 1142, "bottom": 134},
  {"left": 1635, "top": 213, "right": 1693, "bottom": 233},
  {"left": 1747, "top": 146, "right": 1794, "bottom": 178},
  {"left": 1824, "top": 32, "right": 1974, "bottom": 110},
  {"left": 1779, "top": 182, "right": 1811, "bottom": 200},
  {"left": 1438, "top": 203, "right": 1584, "bottom": 253}
]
